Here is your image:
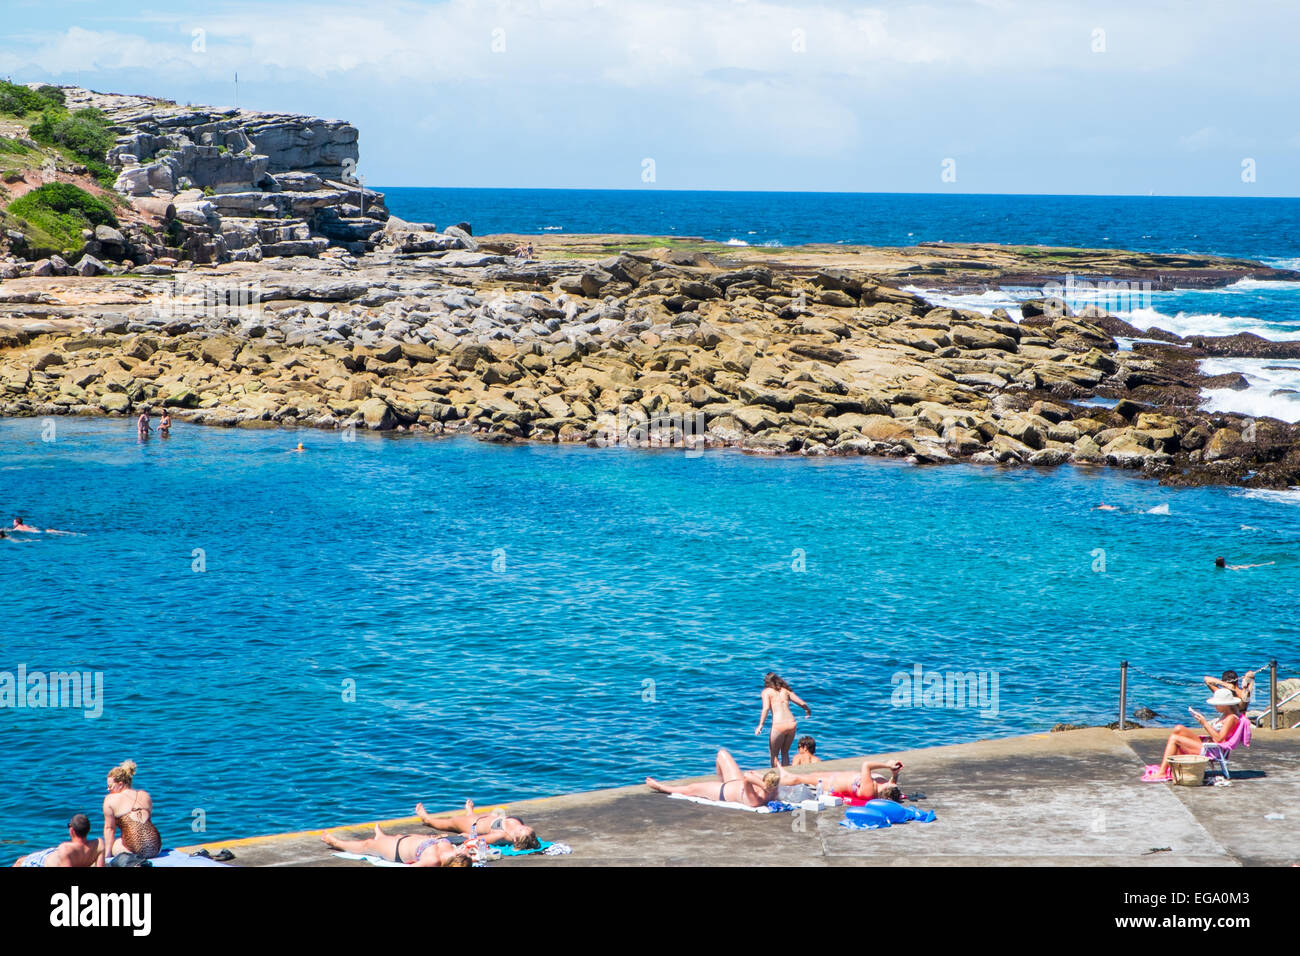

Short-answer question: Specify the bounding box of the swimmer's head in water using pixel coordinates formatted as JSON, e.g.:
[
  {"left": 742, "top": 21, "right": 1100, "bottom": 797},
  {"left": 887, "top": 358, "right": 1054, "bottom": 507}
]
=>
[
  {"left": 513, "top": 828, "right": 541, "bottom": 852},
  {"left": 878, "top": 783, "right": 904, "bottom": 803},
  {"left": 797, "top": 735, "right": 816, "bottom": 754},
  {"left": 763, "top": 672, "right": 790, "bottom": 692},
  {"left": 1215, "top": 557, "right": 1226, "bottom": 568}
]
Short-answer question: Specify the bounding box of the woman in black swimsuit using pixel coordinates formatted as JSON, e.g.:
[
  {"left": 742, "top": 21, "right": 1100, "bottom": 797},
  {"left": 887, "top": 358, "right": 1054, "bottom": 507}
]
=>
[{"left": 645, "top": 748, "right": 780, "bottom": 807}]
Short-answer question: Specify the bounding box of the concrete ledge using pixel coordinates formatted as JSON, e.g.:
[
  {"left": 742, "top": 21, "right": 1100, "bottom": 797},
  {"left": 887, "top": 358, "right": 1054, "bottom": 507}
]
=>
[{"left": 177, "top": 727, "right": 1300, "bottom": 867}]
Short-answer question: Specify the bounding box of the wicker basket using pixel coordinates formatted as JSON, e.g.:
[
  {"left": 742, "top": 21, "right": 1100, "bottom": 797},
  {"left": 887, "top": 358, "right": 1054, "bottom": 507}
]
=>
[{"left": 1169, "top": 755, "right": 1210, "bottom": 787}]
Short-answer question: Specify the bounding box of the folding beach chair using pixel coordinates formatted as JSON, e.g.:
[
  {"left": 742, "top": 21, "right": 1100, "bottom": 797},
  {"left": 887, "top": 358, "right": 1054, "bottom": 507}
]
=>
[{"left": 1202, "top": 714, "right": 1251, "bottom": 779}]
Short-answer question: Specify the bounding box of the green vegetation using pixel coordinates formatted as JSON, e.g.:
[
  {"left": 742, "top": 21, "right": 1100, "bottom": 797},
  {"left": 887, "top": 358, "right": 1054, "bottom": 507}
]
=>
[
  {"left": 27, "top": 107, "right": 116, "bottom": 185},
  {"left": 8, "top": 182, "right": 118, "bottom": 256},
  {"left": 0, "top": 80, "right": 64, "bottom": 117}
]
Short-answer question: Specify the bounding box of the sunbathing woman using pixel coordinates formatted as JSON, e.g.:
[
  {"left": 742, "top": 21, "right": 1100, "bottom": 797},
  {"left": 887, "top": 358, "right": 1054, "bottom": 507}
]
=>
[
  {"left": 645, "top": 748, "right": 781, "bottom": 808},
  {"left": 415, "top": 799, "right": 541, "bottom": 852},
  {"left": 321, "top": 824, "right": 471, "bottom": 866},
  {"left": 102, "top": 759, "right": 162, "bottom": 860},
  {"left": 1152, "top": 688, "right": 1241, "bottom": 778},
  {"left": 755, "top": 672, "right": 812, "bottom": 767},
  {"left": 780, "top": 759, "right": 905, "bottom": 802}
]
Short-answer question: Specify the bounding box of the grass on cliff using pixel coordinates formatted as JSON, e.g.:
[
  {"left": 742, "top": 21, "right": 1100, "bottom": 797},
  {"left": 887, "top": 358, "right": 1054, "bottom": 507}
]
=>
[
  {"left": 28, "top": 107, "right": 116, "bottom": 187},
  {"left": 6, "top": 182, "right": 118, "bottom": 256}
]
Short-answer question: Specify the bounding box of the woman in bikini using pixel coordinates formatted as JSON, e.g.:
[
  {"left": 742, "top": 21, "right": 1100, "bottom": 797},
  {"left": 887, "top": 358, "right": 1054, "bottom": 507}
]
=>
[
  {"left": 755, "top": 672, "right": 812, "bottom": 767},
  {"left": 101, "top": 759, "right": 162, "bottom": 860},
  {"left": 780, "top": 759, "right": 905, "bottom": 802},
  {"left": 321, "top": 823, "right": 472, "bottom": 867},
  {"left": 645, "top": 748, "right": 781, "bottom": 808},
  {"left": 415, "top": 799, "right": 541, "bottom": 852},
  {"left": 1151, "top": 687, "right": 1242, "bottom": 779}
]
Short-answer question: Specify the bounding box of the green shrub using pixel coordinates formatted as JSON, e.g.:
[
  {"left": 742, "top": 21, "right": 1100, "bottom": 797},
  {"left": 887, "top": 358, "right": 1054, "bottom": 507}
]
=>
[
  {"left": 8, "top": 182, "right": 118, "bottom": 254},
  {"left": 0, "top": 135, "right": 32, "bottom": 155},
  {"left": 35, "top": 85, "right": 66, "bottom": 108},
  {"left": 0, "top": 81, "right": 46, "bottom": 117},
  {"left": 30, "top": 108, "right": 113, "bottom": 161}
]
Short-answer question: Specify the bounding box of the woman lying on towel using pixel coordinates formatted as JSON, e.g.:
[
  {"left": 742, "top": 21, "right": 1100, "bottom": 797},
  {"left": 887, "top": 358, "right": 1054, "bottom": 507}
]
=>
[
  {"left": 779, "top": 760, "right": 905, "bottom": 802},
  {"left": 1149, "top": 687, "right": 1241, "bottom": 780},
  {"left": 415, "top": 799, "right": 542, "bottom": 852},
  {"left": 645, "top": 748, "right": 781, "bottom": 807},
  {"left": 321, "top": 824, "right": 472, "bottom": 867}
]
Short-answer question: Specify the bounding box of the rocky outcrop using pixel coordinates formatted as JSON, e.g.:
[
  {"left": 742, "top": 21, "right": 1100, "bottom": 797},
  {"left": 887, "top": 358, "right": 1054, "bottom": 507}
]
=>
[
  {"left": 51, "top": 86, "right": 406, "bottom": 264},
  {"left": 3, "top": 240, "right": 1299, "bottom": 490}
]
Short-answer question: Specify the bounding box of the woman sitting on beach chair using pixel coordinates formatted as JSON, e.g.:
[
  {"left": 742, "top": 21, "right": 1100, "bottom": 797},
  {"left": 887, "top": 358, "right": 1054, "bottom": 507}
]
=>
[
  {"left": 1148, "top": 688, "right": 1242, "bottom": 780},
  {"left": 321, "top": 824, "right": 472, "bottom": 866},
  {"left": 415, "top": 799, "right": 541, "bottom": 852},
  {"left": 779, "top": 760, "right": 905, "bottom": 802},
  {"left": 645, "top": 748, "right": 781, "bottom": 807}
]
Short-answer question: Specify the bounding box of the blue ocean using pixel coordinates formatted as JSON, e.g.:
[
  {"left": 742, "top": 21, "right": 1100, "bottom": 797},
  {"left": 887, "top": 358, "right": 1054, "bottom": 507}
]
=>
[{"left": 4, "top": 191, "right": 1300, "bottom": 862}]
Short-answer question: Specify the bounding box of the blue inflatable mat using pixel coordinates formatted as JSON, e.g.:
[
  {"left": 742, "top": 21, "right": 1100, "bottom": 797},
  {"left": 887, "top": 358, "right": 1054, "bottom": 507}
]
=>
[{"left": 840, "top": 800, "right": 937, "bottom": 830}]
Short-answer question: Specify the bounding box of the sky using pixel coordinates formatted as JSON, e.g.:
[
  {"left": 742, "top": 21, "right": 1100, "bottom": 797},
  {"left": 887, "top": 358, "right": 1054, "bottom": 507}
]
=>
[{"left": 1, "top": 0, "right": 1297, "bottom": 196}]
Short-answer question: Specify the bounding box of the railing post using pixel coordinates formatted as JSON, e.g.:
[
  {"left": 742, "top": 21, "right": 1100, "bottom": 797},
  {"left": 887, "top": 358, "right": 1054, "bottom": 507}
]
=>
[
  {"left": 1270, "top": 660, "right": 1278, "bottom": 731},
  {"left": 1119, "top": 660, "right": 1128, "bottom": 731}
]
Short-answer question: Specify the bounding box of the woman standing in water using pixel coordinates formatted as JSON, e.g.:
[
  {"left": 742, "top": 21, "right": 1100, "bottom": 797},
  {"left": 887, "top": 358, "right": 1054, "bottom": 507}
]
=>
[
  {"left": 755, "top": 672, "right": 811, "bottom": 767},
  {"left": 101, "top": 759, "right": 162, "bottom": 861}
]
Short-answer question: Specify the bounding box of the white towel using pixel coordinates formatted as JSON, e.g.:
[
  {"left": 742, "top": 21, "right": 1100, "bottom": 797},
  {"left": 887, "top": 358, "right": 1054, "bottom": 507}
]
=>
[{"left": 332, "top": 851, "right": 406, "bottom": 867}]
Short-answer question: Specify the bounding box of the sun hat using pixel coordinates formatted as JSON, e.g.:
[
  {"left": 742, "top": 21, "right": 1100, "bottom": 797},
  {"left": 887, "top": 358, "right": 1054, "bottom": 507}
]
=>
[{"left": 1206, "top": 688, "right": 1239, "bottom": 707}]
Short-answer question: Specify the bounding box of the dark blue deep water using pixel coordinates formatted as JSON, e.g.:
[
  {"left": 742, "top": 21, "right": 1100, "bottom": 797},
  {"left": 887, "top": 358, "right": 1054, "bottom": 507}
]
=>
[
  {"left": 3, "top": 418, "right": 1300, "bottom": 861},
  {"left": 383, "top": 188, "right": 1300, "bottom": 261}
]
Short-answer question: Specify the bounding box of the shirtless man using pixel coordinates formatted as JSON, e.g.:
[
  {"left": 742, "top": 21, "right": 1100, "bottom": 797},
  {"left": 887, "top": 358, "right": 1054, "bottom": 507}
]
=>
[
  {"left": 780, "top": 759, "right": 905, "bottom": 802},
  {"left": 415, "top": 799, "right": 541, "bottom": 851},
  {"left": 646, "top": 748, "right": 781, "bottom": 808},
  {"left": 792, "top": 736, "right": 821, "bottom": 766},
  {"left": 13, "top": 815, "right": 102, "bottom": 867},
  {"left": 137, "top": 408, "right": 151, "bottom": 439},
  {"left": 1093, "top": 502, "right": 1117, "bottom": 511},
  {"left": 11, "top": 517, "right": 40, "bottom": 533}
]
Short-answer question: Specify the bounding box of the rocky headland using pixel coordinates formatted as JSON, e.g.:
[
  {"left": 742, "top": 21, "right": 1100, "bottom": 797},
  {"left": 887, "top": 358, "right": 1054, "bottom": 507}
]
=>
[{"left": 2, "top": 86, "right": 1300, "bottom": 491}]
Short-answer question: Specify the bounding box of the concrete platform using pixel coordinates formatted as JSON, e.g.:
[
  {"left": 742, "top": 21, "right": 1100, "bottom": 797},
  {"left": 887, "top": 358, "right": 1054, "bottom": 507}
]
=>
[{"left": 178, "top": 727, "right": 1300, "bottom": 867}]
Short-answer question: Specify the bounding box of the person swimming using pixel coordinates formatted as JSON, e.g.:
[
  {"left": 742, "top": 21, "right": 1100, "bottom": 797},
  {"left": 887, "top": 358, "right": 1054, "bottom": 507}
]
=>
[
  {"left": 792, "top": 735, "right": 821, "bottom": 766},
  {"left": 1215, "top": 557, "right": 1275, "bottom": 570},
  {"left": 291, "top": 442, "right": 305, "bottom": 452},
  {"left": 1093, "top": 502, "right": 1117, "bottom": 511},
  {"left": 755, "top": 672, "right": 812, "bottom": 767},
  {"left": 11, "top": 517, "right": 40, "bottom": 533}
]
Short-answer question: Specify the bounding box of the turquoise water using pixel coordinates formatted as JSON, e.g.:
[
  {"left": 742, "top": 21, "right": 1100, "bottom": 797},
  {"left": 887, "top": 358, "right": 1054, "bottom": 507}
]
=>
[{"left": 3, "top": 417, "right": 1299, "bottom": 861}]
